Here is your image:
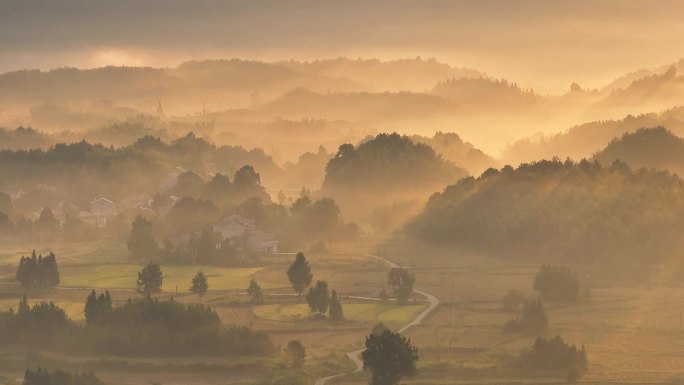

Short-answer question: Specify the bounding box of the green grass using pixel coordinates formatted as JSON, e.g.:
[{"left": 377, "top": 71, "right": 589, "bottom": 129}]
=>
[
  {"left": 0, "top": 240, "right": 127, "bottom": 267},
  {"left": 252, "top": 302, "right": 425, "bottom": 323},
  {"left": 60, "top": 264, "right": 272, "bottom": 292}
]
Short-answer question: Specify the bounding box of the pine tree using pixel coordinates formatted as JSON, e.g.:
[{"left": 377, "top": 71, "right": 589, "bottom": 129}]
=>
[{"left": 329, "top": 289, "right": 344, "bottom": 321}]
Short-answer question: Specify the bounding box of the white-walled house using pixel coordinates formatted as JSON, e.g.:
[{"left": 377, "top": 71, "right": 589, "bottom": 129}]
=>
[
  {"left": 81, "top": 197, "right": 117, "bottom": 228},
  {"left": 213, "top": 214, "right": 278, "bottom": 255},
  {"left": 91, "top": 198, "right": 117, "bottom": 217}
]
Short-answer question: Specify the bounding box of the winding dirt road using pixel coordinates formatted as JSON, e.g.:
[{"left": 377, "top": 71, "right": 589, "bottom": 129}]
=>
[{"left": 314, "top": 255, "right": 440, "bottom": 385}]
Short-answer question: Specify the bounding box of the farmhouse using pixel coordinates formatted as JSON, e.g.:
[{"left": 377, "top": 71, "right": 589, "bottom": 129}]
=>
[
  {"left": 80, "top": 197, "right": 117, "bottom": 227},
  {"left": 213, "top": 214, "right": 278, "bottom": 254}
]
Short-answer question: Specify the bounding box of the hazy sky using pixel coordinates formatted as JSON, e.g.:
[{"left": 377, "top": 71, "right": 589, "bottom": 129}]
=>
[{"left": 2, "top": 0, "right": 684, "bottom": 93}]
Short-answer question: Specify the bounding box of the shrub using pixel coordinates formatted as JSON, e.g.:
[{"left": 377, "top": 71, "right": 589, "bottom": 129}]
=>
[{"left": 522, "top": 335, "right": 587, "bottom": 371}]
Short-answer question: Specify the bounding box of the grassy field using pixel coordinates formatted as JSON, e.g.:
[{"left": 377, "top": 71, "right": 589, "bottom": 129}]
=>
[
  {"left": 3, "top": 239, "right": 684, "bottom": 384},
  {"left": 253, "top": 302, "right": 425, "bottom": 324},
  {"left": 60, "top": 264, "right": 271, "bottom": 292}
]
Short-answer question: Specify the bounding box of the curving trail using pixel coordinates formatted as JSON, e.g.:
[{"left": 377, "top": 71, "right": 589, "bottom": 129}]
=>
[{"left": 314, "top": 255, "right": 440, "bottom": 385}]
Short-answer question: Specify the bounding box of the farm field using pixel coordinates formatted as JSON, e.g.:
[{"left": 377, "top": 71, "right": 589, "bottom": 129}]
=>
[{"left": 3, "top": 240, "right": 684, "bottom": 384}]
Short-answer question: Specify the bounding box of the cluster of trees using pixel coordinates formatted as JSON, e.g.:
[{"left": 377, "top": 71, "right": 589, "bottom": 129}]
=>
[
  {"left": 408, "top": 158, "right": 684, "bottom": 271},
  {"left": 503, "top": 300, "right": 548, "bottom": 335},
  {"left": 0, "top": 132, "right": 278, "bottom": 205},
  {"left": 86, "top": 293, "right": 272, "bottom": 355},
  {"left": 0, "top": 295, "right": 70, "bottom": 348},
  {"left": 0, "top": 203, "right": 107, "bottom": 244},
  {"left": 24, "top": 367, "right": 103, "bottom": 385},
  {"left": 533, "top": 265, "right": 579, "bottom": 302},
  {"left": 15, "top": 250, "right": 60, "bottom": 288},
  {"left": 127, "top": 194, "right": 356, "bottom": 266},
  {"left": 324, "top": 133, "right": 462, "bottom": 192},
  {"left": 128, "top": 215, "right": 238, "bottom": 264},
  {"left": 594, "top": 127, "right": 684, "bottom": 175},
  {"left": 0, "top": 293, "right": 273, "bottom": 356},
  {"left": 388, "top": 267, "right": 415, "bottom": 304},
  {"left": 84, "top": 290, "right": 112, "bottom": 325},
  {"left": 521, "top": 335, "right": 587, "bottom": 372},
  {"left": 287, "top": 252, "right": 344, "bottom": 321}
]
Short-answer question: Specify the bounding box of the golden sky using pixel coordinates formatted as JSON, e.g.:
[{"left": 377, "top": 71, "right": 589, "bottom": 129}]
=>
[{"left": 2, "top": 0, "right": 684, "bottom": 93}]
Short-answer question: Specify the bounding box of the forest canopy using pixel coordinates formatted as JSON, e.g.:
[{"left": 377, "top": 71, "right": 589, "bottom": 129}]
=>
[{"left": 407, "top": 158, "right": 684, "bottom": 270}]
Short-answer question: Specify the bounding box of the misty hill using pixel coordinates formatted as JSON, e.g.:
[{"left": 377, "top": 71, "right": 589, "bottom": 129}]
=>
[
  {"left": 260, "top": 88, "right": 453, "bottom": 122},
  {"left": 279, "top": 57, "right": 484, "bottom": 92},
  {"left": 0, "top": 133, "right": 280, "bottom": 206},
  {"left": 594, "top": 127, "right": 684, "bottom": 175},
  {"left": 587, "top": 67, "right": 684, "bottom": 119},
  {"left": 410, "top": 132, "right": 496, "bottom": 175},
  {"left": 503, "top": 108, "right": 684, "bottom": 165},
  {"left": 430, "top": 77, "right": 541, "bottom": 112},
  {"left": 324, "top": 133, "right": 464, "bottom": 192},
  {"left": 407, "top": 158, "right": 684, "bottom": 272},
  {"left": 0, "top": 66, "right": 179, "bottom": 104},
  {"left": 323, "top": 133, "right": 466, "bottom": 225}
]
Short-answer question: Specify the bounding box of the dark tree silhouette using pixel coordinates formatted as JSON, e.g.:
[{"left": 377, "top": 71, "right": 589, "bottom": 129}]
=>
[
  {"left": 388, "top": 267, "right": 415, "bottom": 305},
  {"left": 190, "top": 271, "right": 208, "bottom": 299},
  {"left": 285, "top": 340, "right": 306, "bottom": 369},
  {"left": 362, "top": 329, "right": 419, "bottom": 385},
  {"left": 127, "top": 216, "right": 159, "bottom": 259},
  {"left": 247, "top": 279, "right": 264, "bottom": 303},
  {"left": 24, "top": 367, "right": 103, "bottom": 385},
  {"left": 328, "top": 289, "right": 344, "bottom": 321},
  {"left": 84, "top": 290, "right": 112, "bottom": 326},
  {"left": 16, "top": 250, "right": 60, "bottom": 288},
  {"left": 137, "top": 263, "right": 163, "bottom": 295},
  {"left": 287, "top": 252, "right": 313, "bottom": 297},
  {"left": 306, "top": 280, "right": 329, "bottom": 316}
]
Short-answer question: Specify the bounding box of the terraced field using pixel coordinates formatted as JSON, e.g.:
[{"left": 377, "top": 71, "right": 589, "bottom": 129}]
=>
[{"left": 252, "top": 302, "right": 425, "bottom": 325}]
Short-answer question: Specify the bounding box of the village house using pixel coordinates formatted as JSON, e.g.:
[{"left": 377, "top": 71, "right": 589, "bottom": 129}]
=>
[
  {"left": 80, "top": 197, "right": 117, "bottom": 228},
  {"left": 213, "top": 214, "right": 278, "bottom": 255}
]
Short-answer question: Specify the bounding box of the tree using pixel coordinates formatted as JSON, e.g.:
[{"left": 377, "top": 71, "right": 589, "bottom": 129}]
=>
[
  {"left": 127, "top": 216, "right": 159, "bottom": 259},
  {"left": 388, "top": 268, "right": 415, "bottom": 305},
  {"left": 24, "top": 367, "right": 103, "bottom": 385},
  {"left": 533, "top": 265, "right": 579, "bottom": 302},
  {"left": 84, "top": 290, "right": 112, "bottom": 326},
  {"left": 137, "top": 263, "right": 163, "bottom": 295},
  {"left": 502, "top": 289, "right": 524, "bottom": 311},
  {"left": 285, "top": 340, "right": 306, "bottom": 369},
  {"left": 523, "top": 335, "right": 587, "bottom": 371},
  {"left": 503, "top": 300, "right": 548, "bottom": 335},
  {"left": 234, "top": 165, "right": 262, "bottom": 191},
  {"left": 15, "top": 250, "right": 60, "bottom": 289},
  {"left": 190, "top": 271, "right": 208, "bottom": 299},
  {"left": 287, "top": 252, "right": 313, "bottom": 297},
  {"left": 35, "top": 207, "right": 58, "bottom": 239},
  {"left": 306, "top": 280, "right": 329, "bottom": 316},
  {"left": 247, "top": 279, "right": 264, "bottom": 303},
  {"left": 362, "top": 329, "right": 419, "bottom": 385},
  {"left": 328, "top": 289, "right": 344, "bottom": 321}
]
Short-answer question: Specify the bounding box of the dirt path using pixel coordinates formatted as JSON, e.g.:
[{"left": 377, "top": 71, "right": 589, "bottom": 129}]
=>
[{"left": 314, "top": 255, "right": 440, "bottom": 385}]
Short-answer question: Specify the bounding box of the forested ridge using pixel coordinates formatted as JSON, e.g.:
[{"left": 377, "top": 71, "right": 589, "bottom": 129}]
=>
[{"left": 408, "top": 157, "right": 684, "bottom": 268}]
